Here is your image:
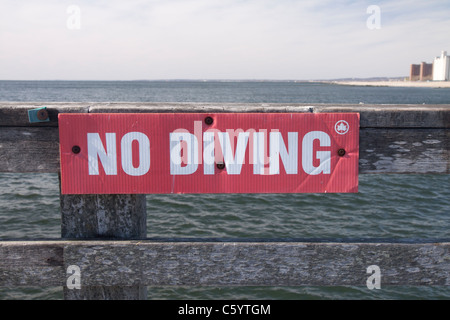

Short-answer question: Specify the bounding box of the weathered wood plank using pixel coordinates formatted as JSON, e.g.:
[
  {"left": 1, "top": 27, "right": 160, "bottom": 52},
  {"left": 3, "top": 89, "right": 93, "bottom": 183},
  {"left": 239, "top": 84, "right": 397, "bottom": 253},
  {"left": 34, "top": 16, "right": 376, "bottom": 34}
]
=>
[
  {"left": 0, "top": 241, "right": 448, "bottom": 287},
  {"left": 65, "top": 241, "right": 449, "bottom": 287},
  {"left": 1, "top": 103, "right": 449, "bottom": 128},
  {"left": 313, "top": 104, "right": 450, "bottom": 128},
  {"left": 0, "top": 241, "right": 64, "bottom": 287},
  {"left": 0, "top": 127, "right": 60, "bottom": 172},
  {"left": 359, "top": 128, "right": 450, "bottom": 174},
  {"left": 0, "top": 127, "right": 448, "bottom": 173},
  {"left": 65, "top": 103, "right": 450, "bottom": 128},
  {"left": 0, "top": 103, "right": 89, "bottom": 126}
]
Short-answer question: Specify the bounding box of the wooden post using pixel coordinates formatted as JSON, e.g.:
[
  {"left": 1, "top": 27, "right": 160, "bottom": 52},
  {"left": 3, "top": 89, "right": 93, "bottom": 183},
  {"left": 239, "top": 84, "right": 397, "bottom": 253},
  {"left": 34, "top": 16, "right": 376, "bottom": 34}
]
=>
[{"left": 60, "top": 193, "right": 147, "bottom": 300}]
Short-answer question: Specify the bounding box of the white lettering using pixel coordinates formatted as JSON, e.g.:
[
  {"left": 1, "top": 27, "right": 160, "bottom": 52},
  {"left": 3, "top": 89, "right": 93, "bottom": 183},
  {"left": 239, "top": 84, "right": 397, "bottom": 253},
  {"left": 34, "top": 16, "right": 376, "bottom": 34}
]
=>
[
  {"left": 269, "top": 132, "right": 298, "bottom": 175},
  {"left": 178, "top": 304, "right": 212, "bottom": 317},
  {"left": 87, "top": 133, "right": 117, "bottom": 175},
  {"left": 302, "top": 131, "right": 331, "bottom": 175},
  {"left": 66, "top": 265, "right": 81, "bottom": 290},
  {"left": 217, "top": 132, "right": 249, "bottom": 175},
  {"left": 203, "top": 131, "right": 215, "bottom": 174},
  {"left": 222, "top": 305, "right": 270, "bottom": 315},
  {"left": 66, "top": 5, "right": 81, "bottom": 30},
  {"left": 253, "top": 131, "right": 266, "bottom": 174},
  {"left": 366, "top": 265, "right": 381, "bottom": 289},
  {"left": 170, "top": 132, "right": 199, "bottom": 175},
  {"left": 85, "top": 126, "right": 338, "bottom": 179},
  {"left": 121, "top": 132, "right": 150, "bottom": 176},
  {"left": 366, "top": 5, "right": 381, "bottom": 30}
]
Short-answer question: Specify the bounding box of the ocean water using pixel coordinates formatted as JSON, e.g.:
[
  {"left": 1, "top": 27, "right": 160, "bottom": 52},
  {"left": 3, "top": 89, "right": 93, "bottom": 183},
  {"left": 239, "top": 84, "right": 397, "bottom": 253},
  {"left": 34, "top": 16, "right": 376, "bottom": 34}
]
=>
[
  {"left": 0, "top": 80, "right": 449, "bottom": 300},
  {"left": 2, "top": 80, "right": 450, "bottom": 104}
]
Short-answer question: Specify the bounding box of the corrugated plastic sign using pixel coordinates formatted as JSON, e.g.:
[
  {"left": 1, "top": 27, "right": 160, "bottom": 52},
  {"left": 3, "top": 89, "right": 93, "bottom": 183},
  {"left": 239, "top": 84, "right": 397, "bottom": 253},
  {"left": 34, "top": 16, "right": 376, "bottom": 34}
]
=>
[{"left": 59, "top": 113, "right": 359, "bottom": 194}]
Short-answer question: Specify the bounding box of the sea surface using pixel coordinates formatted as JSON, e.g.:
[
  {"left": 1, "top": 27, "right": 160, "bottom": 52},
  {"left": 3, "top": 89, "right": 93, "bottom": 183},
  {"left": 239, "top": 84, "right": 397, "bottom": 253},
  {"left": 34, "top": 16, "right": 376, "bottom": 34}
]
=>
[{"left": 0, "top": 80, "right": 449, "bottom": 300}]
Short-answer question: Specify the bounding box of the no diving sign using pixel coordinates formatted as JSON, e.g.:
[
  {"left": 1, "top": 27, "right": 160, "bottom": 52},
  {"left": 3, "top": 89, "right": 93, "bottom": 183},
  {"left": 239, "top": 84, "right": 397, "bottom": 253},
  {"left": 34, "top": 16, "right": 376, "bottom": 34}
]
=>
[{"left": 58, "top": 113, "right": 359, "bottom": 194}]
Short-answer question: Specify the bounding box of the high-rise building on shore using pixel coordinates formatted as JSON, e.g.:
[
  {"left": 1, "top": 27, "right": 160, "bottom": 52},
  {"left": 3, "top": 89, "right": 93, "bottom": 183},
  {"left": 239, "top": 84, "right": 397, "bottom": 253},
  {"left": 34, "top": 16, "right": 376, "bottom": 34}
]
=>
[
  {"left": 409, "top": 62, "right": 433, "bottom": 81},
  {"left": 409, "top": 50, "right": 449, "bottom": 81},
  {"left": 409, "top": 64, "right": 421, "bottom": 81},
  {"left": 433, "top": 51, "right": 450, "bottom": 81}
]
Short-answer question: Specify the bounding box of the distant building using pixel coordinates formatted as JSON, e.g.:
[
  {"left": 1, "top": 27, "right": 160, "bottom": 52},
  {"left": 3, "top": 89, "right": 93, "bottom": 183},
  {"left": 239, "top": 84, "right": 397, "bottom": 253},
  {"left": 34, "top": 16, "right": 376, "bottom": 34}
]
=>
[
  {"left": 433, "top": 51, "right": 450, "bottom": 81},
  {"left": 409, "top": 50, "right": 450, "bottom": 81},
  {"left": 410, "top": 64, "right": 420, "bottom": 81},
  {"left": 409, "top": 62, "right": 433, "bottom": 81},
  {"left": 420, "top": 62, "right": 433, "bottom": 81}
]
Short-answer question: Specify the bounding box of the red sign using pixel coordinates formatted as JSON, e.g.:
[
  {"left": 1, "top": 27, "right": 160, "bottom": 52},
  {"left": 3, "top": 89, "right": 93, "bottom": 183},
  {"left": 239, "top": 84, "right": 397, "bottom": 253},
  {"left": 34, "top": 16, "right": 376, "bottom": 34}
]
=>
[{"left": 59, "top": 113, "right": 359, "bottom": 194}]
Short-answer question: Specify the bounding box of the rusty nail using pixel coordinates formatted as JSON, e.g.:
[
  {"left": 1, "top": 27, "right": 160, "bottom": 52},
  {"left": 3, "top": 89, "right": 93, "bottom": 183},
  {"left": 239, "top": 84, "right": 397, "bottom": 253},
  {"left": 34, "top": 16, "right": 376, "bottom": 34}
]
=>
[
  {"left": 205, "top": 116, "right": 213, "bottom": 125},
  {"left": 37, "top": 109, "right": 49, "bottom": 121},
  {"left": 72, "top": 146, "right": 81, "bottom": 154},
  {"left": 338, "top": 149, "right": 346, "bottom": 157},
  {"left": 216, "top": 162, "right": 225, "bottom": 170}
]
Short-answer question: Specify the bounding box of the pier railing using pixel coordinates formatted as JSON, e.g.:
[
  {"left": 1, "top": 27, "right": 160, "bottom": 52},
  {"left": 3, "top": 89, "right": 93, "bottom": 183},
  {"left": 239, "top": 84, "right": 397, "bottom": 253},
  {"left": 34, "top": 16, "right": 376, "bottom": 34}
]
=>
[{"left": 0, "top": 103, "right": 449, "bottom": 299}]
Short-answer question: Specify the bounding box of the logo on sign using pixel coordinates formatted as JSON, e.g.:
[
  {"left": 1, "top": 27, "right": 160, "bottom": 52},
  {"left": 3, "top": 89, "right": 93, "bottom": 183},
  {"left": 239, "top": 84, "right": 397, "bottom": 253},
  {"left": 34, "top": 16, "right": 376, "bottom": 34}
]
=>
[{"left": 335, "top": 120, "right": 349, "bottom": 135}]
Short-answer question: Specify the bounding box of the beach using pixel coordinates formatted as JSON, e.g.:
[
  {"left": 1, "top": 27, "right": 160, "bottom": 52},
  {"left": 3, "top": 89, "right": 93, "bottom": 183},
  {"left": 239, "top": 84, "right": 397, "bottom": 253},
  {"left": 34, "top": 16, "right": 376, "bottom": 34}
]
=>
[{"left": 325, "top": 80, "right": 450, "bottom": 88}]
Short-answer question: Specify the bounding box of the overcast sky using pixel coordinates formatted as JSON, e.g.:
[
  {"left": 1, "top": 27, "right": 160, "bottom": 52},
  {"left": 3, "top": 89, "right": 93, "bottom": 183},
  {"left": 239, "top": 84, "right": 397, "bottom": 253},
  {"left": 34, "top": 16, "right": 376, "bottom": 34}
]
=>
[{"left": 1, "top": 0, "right": 449, "bottom": 80}]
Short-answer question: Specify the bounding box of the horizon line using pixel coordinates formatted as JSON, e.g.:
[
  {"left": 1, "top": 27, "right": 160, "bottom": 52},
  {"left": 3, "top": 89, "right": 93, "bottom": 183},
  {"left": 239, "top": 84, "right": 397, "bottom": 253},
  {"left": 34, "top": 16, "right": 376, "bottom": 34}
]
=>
[{"left": 0, "top": 77, "right": 407, "bottom": 82}]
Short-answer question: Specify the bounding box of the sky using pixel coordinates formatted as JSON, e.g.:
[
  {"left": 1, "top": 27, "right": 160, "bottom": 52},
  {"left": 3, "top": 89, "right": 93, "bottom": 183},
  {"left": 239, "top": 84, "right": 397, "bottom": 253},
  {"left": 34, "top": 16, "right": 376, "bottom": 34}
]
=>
[{"left": 1, "top": 0, "right": 450, "bottom": 80}]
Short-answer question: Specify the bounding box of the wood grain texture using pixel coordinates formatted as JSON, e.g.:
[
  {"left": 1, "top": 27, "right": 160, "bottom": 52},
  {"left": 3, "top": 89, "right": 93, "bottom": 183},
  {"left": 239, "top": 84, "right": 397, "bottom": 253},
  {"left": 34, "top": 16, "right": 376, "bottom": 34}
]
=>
[
  {"left": 0, "top": 103, "right": 89, "bottom": 127},
  {"left": 1, "top": 103, "right": 449, "bottom": 128},
  {"left": 0, "top": 241, "right": 64, "bottom": 287},
  {"left": 60, "top": 194, "right": 147, "bottom": 299},
  {"left": 0, "top": 241, "right": 448, "bottom": 287},
  {"left": 0, "top": 127, "right": 60, "bottom": 172},
  {"left": 359, "top": 128, "right": 449, "bottom": 173},
  {"left": 61, "top": 194, "right": 147, "bottom": 239}
]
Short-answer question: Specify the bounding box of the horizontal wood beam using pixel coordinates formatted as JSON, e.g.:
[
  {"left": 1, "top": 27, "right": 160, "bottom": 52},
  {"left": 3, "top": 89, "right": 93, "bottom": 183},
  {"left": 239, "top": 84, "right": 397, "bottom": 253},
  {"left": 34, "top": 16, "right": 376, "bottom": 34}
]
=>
[
  {"left": 0, "top": 127, "right": 60, "bottom": 173},
  {"left": 1, "top": 103, "right": 449, "bottom": 128},
  {"left": 0, "top": 240, "right": 448, "bottom": 287}
]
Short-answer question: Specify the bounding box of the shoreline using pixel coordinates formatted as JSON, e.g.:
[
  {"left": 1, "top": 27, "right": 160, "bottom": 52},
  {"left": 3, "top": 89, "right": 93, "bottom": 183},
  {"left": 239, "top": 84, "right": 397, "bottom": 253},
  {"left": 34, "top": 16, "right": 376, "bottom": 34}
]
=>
[{"left": 321, "top": 80, "right": 450, "bottom": 88}]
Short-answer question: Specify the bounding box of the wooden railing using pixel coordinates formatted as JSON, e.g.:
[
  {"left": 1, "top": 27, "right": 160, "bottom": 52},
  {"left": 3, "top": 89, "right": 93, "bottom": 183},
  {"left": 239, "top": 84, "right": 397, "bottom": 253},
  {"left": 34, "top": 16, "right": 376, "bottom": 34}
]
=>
[{"left": 0, "top": 103, "right": 449, "bottom": 300}]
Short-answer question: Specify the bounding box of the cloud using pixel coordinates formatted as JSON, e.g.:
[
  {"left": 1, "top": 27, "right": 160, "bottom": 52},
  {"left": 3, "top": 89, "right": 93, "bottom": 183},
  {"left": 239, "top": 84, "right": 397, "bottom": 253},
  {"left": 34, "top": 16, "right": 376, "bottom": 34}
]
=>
[{"left": 0, "top": 0, "right": 449, "bottom": 79}]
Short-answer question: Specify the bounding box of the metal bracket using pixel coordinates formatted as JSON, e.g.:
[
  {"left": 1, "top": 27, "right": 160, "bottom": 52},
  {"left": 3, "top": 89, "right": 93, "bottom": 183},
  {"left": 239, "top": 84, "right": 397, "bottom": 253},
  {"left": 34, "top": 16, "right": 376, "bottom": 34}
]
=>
[{"left": 28, "top": 107, "right": 50, "bottom": 123}]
